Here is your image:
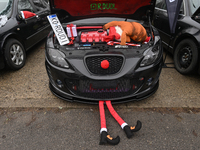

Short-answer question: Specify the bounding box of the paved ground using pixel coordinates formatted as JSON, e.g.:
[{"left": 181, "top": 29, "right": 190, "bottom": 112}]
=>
[
  {"left": 0, "top": 108, "right": 200, "bottom": 150},
  {"left": 0, "top": 40, "right": 200, "bottom": 149}
]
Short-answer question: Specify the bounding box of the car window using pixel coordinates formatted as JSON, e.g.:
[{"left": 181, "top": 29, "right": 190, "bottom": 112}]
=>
[
  {"left": 156, "top": 0, "right": 184, "bottom": 15},
  {"left": 41, "top": 0, "right": 49, "bottom": 9},
  {"left": 179, "top": 2, "right": 184, "bottom": 15},
  {"left": 18, "top": 0, "right": 35, "bottom": 13},
  {"left": 32, "top": 0, "right": 49, "bottom": 12},
  {"left": 190, "top": 0, "right": 200, "bottom": 14},
  {"left": 155, "top": 0, "right": 167, "bottom": 10},
  {"left": 0, "top": 0, "right": 13, "bottom": 18}
]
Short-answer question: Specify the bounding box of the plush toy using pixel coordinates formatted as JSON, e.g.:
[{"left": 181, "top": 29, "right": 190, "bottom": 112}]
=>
[
  {"left": 103, "top": 21, "right": 148, "bottom": 45},
  {"left": 99, "top": 101, "right": 142, "bottom": 145},
  {"left": 20, "top": 11, "right": 36, "bottom": 19},
  {"left": 104, "top": 26, "right": 122, "bottom": 42}
]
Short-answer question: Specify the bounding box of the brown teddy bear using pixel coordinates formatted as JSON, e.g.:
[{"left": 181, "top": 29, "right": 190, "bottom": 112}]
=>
[{"left": 103, "top": 21, "right": 147, "bottom": 45}]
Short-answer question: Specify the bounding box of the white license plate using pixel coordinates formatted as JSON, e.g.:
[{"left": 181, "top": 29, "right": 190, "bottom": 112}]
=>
[{"left": 47, "top": 14, "right": 69, "bottom": 45}]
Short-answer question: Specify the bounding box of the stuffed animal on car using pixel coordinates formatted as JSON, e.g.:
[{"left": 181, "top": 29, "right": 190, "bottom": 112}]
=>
[{"left": 103, "top": 21, "right": 147, "bottom": 45}]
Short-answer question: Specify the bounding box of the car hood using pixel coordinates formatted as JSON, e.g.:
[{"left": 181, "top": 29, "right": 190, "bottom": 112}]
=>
[{"left": 49, "top": 0, "right": 156, "bottom": 20}]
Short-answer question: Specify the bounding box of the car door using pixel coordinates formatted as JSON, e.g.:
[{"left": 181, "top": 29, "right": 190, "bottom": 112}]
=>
[
  {"left": 153, "top": 0, "right": 171, "bottom": 46},
  {"left": 31, "top": 0, "right": 51, "bottom": 41},
  {"left": 17, "top": 0, "right": 50, "bottom": 50},
  {"left": 153, "top": 0, "right": 185, "bottom": 50},
  {"left": 17, "top": 0, "right": 40, "bottom": 49}
]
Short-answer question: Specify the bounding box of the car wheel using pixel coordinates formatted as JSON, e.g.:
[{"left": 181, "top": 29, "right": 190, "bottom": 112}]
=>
[
  {"left": 4, "top": 38, "right": 26, "bottom": 70},
  {"left": 174, "top": 39, "right": 198, "bottom": 75}
]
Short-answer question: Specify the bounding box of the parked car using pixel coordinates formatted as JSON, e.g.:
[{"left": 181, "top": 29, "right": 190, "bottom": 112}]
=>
[
  {"left": 153, "top": 0, "right": 200, "bottom": 75},
  {"left": 45, "top": 0, "right": 163, "bottom": 104},
  {"left": 0, "top": 0, "right": 50, "bottom": 70}
]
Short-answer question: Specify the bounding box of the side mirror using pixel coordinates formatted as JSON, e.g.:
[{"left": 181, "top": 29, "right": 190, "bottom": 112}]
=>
[
  {"left": 16, "top": 11, "right": 36, "bottom": 21},
  {"left": 192, "top": 7, "right": 200, "bottom": 22},
  {"left": 16, "top": 13, "right": 23, "bottom": 21},
  {"left": 194, "top": 15, "right": 200, "bottom": 19},
  {"left": 193, "top": 15, "right": 200, "bottom": 23}
]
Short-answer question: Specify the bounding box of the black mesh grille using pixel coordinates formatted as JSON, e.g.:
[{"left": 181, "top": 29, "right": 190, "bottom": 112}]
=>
[
  {"left": 85, "top": 55, "right": 124, "bottom": 75},
  {"left": 65, "top": 78, "right": 144, "bottom": 99}
]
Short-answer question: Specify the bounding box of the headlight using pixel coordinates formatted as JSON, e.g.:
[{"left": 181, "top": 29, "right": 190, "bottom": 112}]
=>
[
  {"left": 46, "top": 48, "right": 69, "bottom": 69},
  {"left": 140, "top": 38, "right": 161, "bottom": 67}
]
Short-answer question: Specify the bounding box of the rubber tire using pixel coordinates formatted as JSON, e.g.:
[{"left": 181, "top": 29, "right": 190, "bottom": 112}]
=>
[
  {"left": 4, "top": 38, "right": 26, "bottom": 70},
  {"left": 173, "top": 39, "right": 198, "bottom": 75}
]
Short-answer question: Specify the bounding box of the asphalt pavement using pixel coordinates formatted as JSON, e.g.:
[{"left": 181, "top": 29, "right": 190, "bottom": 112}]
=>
[{"left": 0, "top": 40, "right": 200, "bottom": 150}]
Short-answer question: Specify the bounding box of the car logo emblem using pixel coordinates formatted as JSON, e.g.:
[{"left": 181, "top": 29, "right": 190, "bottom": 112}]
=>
[{"left": 101, "top": 60, "right": 109, "bottom": 69}]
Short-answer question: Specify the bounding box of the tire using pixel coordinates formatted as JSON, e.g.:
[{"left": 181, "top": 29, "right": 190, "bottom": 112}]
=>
[
  {"left": 4, "top": 38, "right": 26, "bottom": 70},
  {"left": 173, "top": 39, "right": 198, "bottom": 75}
]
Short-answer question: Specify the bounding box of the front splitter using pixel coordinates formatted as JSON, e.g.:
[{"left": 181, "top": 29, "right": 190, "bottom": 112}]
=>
[{"left": 49, "top": 80, "right": 159, "bottom": 104}]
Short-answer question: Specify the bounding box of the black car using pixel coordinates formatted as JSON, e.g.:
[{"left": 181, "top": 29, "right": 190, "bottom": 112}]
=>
[
  {"left": 0, "top": 0, "right": 50, "bottom": 70},
  {"left": 45, "top": 0, "right": 163, "bottom": 104},
  {"left": 153, "top": 0, "right": 200, "bottom": 75}
]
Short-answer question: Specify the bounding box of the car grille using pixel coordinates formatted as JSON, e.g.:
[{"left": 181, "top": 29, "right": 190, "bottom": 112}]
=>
[
  {"left": 85, "top": 55, "right": 124, "bottom": 75},
  {"left": 65, "top": 78, "right": 144, "bottom": 99}
]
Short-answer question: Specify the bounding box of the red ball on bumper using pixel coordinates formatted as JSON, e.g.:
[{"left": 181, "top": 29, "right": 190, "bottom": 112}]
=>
[{"left": 101, "top": 60, "right": 109, "bottom": 69}]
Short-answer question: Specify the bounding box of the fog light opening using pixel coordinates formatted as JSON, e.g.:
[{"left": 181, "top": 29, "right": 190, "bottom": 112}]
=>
[
  {"left": 139, "top": 77, "right": 144, "bottom": 81},
  {"left": 132, "top": 85, "right": 136, "bottom": 90},
  {"left": 72, "top": 85, "right": 77, "bottom": 91},
  {"left": 56, "top": 79, "right": 63, "bottom": 88},
  {"left": 147, "top": 77, "right": 153, "bottom": 86}
]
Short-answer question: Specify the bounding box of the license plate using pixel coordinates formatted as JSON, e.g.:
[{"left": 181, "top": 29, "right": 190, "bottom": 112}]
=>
[{"left": 47, "top": 14, "right": 69, "bottom": 45}]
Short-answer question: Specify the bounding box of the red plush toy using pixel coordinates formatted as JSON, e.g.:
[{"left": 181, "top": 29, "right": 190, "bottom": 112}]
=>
[
  {"left": 99, "top": 101, "right": 142, "bottom": 145},
  {"left": 104, "top": 26, "right": 122, "bottom": 42},
  {"left": 103, "top": 21, "right": 148, "bottom": 45},
  {"left": 20, "top": 11, "right": 36, "bottom": 19}
]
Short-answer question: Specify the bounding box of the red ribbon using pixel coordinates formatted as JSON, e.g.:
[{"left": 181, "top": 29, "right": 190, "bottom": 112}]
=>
[
  {"left": 107, "top": 41, "right": 141, "bottom": 46},
  {"left": 67, "top": 24, "right": 75, "bottom": 45},
  {"left": 99, "top": 101, "right": 106, "bottom": 129}
]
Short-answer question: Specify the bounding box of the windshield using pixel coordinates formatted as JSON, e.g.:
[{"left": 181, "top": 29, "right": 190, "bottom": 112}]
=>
[
  {"left": 0, "top": 0, "right": 13, "bottom": 17},
  {"left": 190, "top": 0, "right": 200, "bottom": 15}
]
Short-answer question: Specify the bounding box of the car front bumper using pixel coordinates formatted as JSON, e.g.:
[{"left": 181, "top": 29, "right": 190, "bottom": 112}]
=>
[{"left": 45, "top": 55, "right": 163, "bottom": 104}]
